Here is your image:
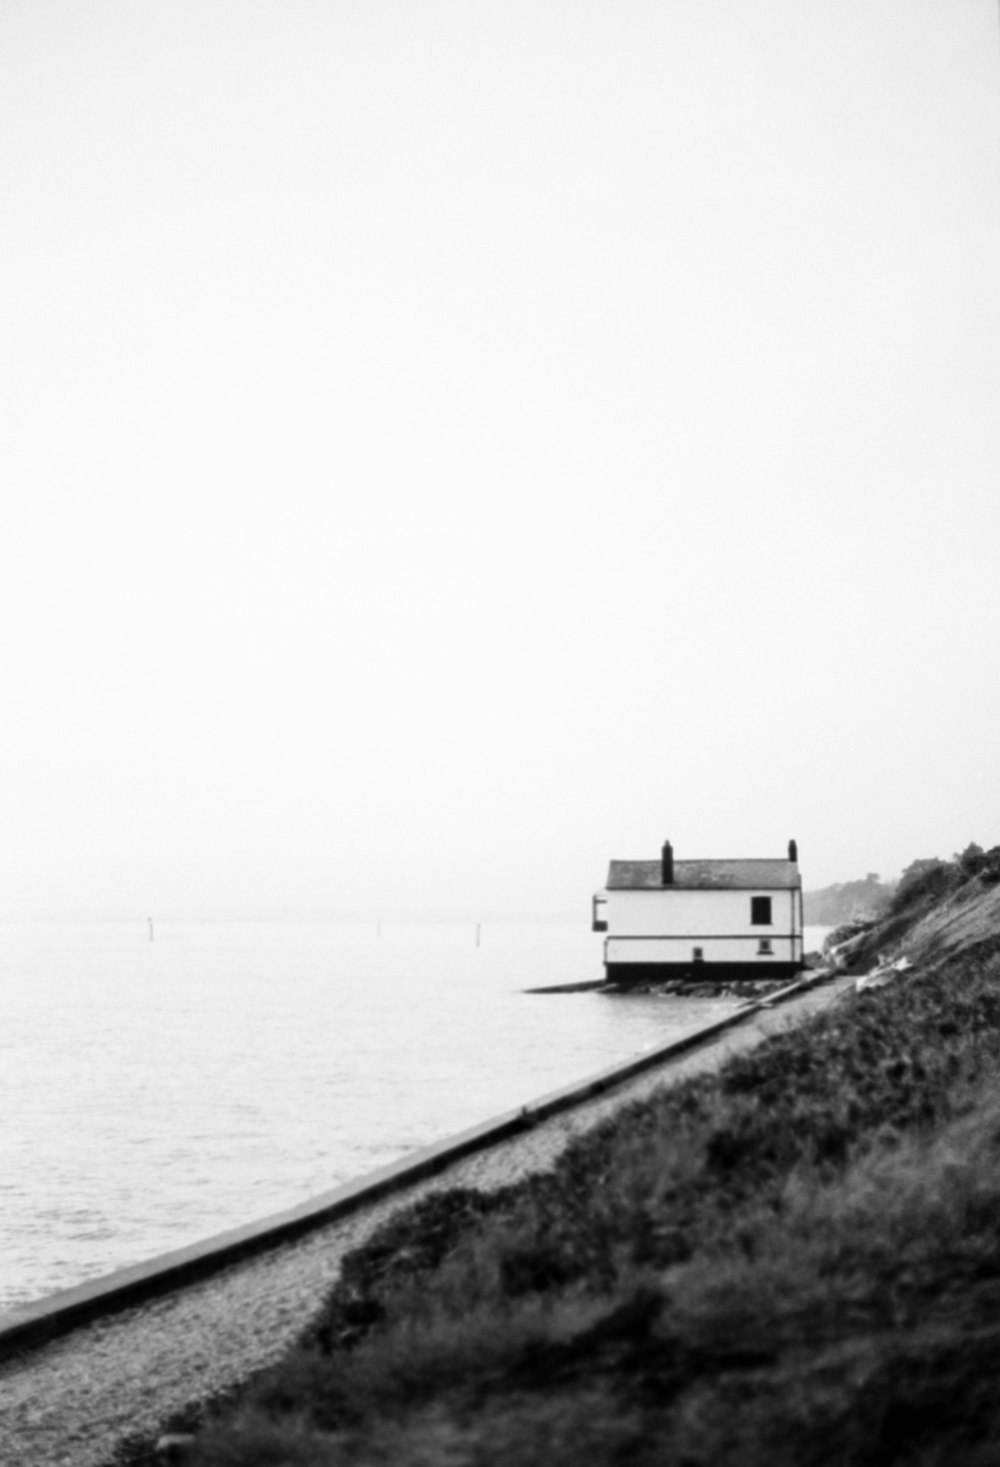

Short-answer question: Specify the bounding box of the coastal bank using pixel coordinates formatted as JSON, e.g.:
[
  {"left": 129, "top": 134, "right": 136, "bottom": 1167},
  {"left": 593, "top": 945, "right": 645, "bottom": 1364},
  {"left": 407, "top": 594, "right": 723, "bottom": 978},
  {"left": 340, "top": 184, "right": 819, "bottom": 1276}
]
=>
[
  {"left": 0, "top": 972, "right": 846, "bottom": 1467},
  {"left": 8, "top": 854, "right": 1000, "bottom": 1467}
]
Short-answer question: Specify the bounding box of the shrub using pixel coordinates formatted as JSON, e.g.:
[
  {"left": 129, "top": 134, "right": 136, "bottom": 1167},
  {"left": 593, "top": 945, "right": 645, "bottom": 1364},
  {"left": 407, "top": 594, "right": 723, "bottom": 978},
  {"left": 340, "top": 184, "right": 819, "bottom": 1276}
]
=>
[
  {"left": 957, "top": 844, "right": 1000, "bottom": 886},
  {"left": 889, "top": 858, "right": 960, "bottom": 913},
  {"left": 958, "top": 843, "right": 986, "bottom": 878}
]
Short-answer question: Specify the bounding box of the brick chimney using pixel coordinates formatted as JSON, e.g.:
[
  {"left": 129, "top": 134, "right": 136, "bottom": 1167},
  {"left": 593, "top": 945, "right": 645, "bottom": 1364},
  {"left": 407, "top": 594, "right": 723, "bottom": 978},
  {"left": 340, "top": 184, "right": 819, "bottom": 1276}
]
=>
[
  {"left": 788, "top": 839, "right": 798, "bottom": 863},
  {"left": 661, "top": 840, "right": 674, "bottom": 885}
]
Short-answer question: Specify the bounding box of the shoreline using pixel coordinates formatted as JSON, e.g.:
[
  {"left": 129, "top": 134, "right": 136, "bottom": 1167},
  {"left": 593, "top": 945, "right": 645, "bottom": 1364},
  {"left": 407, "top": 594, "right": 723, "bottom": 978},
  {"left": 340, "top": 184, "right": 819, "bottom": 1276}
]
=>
[{"left": 0, "top": 972, "right": 849, "bottom": 1467}]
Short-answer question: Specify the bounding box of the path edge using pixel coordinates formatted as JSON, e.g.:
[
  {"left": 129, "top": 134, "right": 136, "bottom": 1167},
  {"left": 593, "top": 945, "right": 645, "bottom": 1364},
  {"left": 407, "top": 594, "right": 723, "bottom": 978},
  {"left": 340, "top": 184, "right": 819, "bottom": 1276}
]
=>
[{"left": 0, "top": 970, "right": 831, "bottom": 1359}]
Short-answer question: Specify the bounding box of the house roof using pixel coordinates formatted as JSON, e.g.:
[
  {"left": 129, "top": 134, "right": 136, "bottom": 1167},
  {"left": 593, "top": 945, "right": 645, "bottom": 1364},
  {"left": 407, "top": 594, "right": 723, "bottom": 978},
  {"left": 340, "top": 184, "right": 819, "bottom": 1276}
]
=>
[{"left": 606, "top": 859, "right": 800, "bottom": 891}]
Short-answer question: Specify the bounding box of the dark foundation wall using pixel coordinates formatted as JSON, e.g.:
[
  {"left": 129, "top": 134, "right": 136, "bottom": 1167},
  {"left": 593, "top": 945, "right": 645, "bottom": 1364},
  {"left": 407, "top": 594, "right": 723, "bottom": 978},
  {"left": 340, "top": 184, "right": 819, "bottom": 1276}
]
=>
[{"left": 605, "top": 961, "right": 804, "bottom": 986}]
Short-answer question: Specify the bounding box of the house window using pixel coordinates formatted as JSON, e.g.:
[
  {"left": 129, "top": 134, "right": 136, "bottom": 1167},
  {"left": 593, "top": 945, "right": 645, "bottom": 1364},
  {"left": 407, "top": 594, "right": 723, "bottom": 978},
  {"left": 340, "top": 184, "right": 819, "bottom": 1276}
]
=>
[
  {"left": 751, "top": 896, "right": 772, "bottom": 925},
  {"left": 692, "top": 947, "right": 704, "bottom": 961},
  {"left": 757, "top": 939, "right": 773, "bottom": 956}
]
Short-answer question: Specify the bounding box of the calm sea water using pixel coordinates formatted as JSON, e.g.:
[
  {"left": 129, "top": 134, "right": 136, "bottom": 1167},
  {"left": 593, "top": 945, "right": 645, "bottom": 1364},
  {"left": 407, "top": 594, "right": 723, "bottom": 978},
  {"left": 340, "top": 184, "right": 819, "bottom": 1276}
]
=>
[{"left": 0, "top": 920, "right": 828, "bottom": 1311}]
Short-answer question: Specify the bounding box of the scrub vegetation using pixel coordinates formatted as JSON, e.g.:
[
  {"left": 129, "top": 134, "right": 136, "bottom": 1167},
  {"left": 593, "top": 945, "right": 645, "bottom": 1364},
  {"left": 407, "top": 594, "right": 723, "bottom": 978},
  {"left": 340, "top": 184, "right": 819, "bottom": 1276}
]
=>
[
  {"left": 806, "top": 844, "right": 1000, "bottom": 930},
  {"left": 115, "top": 915, "right": 1000, "bottom": 1465},
  {"left": 830, "top": 844, "right": 1000, "bottom": 974}
]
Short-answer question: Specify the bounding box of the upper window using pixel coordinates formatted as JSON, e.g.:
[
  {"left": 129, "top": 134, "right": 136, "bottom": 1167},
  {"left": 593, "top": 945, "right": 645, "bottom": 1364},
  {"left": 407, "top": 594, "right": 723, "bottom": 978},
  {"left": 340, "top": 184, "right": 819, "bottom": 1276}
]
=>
[{"left": 751, "top": 896, "right": 772, "bottom": 925}]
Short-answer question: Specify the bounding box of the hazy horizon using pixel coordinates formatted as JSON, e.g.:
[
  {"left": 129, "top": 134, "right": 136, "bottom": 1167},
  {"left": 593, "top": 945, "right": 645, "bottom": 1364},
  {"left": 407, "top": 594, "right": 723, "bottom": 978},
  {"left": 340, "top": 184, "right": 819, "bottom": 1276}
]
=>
[{"left": 3, "top": 2, "right": 998, "bottom": 923}]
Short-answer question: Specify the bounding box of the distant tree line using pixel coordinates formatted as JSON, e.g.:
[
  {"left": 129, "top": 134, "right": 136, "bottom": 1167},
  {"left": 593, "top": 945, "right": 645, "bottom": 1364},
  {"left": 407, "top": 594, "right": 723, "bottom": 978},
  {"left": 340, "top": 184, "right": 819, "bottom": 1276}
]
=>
[
  {"left": 806, "top": 843, "right": 1000, "bottom": 927},
  {"left": 804, "top": 873, "right": 894, "bottom": 926}
]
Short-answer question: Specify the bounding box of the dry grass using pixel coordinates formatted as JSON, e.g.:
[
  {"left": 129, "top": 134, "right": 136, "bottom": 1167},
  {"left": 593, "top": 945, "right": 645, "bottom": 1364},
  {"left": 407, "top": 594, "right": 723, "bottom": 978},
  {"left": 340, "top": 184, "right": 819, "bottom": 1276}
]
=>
[{"left": 114, "top": 945, "right": 1000, "bottom": 1467}]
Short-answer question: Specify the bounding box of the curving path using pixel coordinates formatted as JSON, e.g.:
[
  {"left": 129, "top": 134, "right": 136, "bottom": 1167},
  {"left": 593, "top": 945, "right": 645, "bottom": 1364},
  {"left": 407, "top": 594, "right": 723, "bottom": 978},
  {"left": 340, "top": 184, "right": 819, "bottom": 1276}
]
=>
[{"left": 0, "top": 975, "right": 853, "bottom": 1466}]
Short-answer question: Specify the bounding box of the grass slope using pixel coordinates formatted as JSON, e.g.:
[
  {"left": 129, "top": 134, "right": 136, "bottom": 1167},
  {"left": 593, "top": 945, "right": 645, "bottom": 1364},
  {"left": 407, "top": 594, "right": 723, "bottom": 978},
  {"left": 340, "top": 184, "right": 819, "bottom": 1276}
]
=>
[
  {"left": 835, "top": 851, "right": 1000, "bottom": 974},
  {"left": 122, "top": 931, "right": 1000, "bottom": 1467}
]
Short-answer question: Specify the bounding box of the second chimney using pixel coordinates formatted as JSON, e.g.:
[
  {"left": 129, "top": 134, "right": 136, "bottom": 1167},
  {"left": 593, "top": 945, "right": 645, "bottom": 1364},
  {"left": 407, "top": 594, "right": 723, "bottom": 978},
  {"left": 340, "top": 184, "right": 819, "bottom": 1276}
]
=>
[{"left": 661, "top": 840, "right": 674, "bottom": 885}]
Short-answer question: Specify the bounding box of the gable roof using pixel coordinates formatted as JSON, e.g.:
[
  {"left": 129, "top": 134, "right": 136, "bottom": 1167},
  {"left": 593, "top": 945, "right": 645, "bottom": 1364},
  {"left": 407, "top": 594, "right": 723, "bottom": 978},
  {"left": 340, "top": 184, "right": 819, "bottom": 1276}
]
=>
[{"left": 606, "top": 858, "right": 800, "bottom": 891}]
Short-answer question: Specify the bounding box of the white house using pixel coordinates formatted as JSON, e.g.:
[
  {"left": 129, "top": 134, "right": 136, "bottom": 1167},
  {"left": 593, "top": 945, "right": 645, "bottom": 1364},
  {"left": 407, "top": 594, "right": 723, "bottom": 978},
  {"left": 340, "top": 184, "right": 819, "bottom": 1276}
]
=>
[{"left": 593, "top": 839, "right": 804, "bottom": 984}]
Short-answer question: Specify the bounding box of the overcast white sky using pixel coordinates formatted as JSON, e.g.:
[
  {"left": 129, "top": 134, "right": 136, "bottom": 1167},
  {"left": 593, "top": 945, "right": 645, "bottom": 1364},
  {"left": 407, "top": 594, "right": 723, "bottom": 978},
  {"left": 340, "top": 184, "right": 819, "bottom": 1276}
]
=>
[{"left": 1, "top": 1, "right": 999, "bottom": 919}]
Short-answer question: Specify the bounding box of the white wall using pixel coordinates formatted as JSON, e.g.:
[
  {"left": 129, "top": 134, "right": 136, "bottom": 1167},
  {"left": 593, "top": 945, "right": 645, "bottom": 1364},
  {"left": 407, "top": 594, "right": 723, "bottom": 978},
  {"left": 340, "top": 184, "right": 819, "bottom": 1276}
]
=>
[{"left": 605, "top": 887, "right": 800, "bottom": 938}]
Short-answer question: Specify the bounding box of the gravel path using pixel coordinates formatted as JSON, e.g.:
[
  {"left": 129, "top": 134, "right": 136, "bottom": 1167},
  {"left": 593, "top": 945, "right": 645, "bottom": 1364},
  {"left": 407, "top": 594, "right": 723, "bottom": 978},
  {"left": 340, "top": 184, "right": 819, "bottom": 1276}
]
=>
[{"left": 0, "top": 977, "right": 852, "bottom": 1466}]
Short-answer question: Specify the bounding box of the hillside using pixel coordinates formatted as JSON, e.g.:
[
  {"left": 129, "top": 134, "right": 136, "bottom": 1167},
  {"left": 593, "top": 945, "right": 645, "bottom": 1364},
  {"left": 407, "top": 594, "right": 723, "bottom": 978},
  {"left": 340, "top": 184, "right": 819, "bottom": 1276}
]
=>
[
  {"left": 112, "top": 853, "right": 1000, "bottom": 1467},
  {"left": 825, "top": 846, "right": 1000, "bottom": 973}
]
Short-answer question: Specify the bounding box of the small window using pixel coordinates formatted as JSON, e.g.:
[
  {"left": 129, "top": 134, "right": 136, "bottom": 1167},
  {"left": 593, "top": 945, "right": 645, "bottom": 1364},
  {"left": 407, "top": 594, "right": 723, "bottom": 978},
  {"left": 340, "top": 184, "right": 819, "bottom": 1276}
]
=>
[
  {"left": 751, "top": 896, "right": 772, "bottom": 925},
  {"left": 692, "top": 946, "right": 704, "bottom": 961},
  {"left": 757, "top": 939, "right": 773, "bottom": 956}
]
